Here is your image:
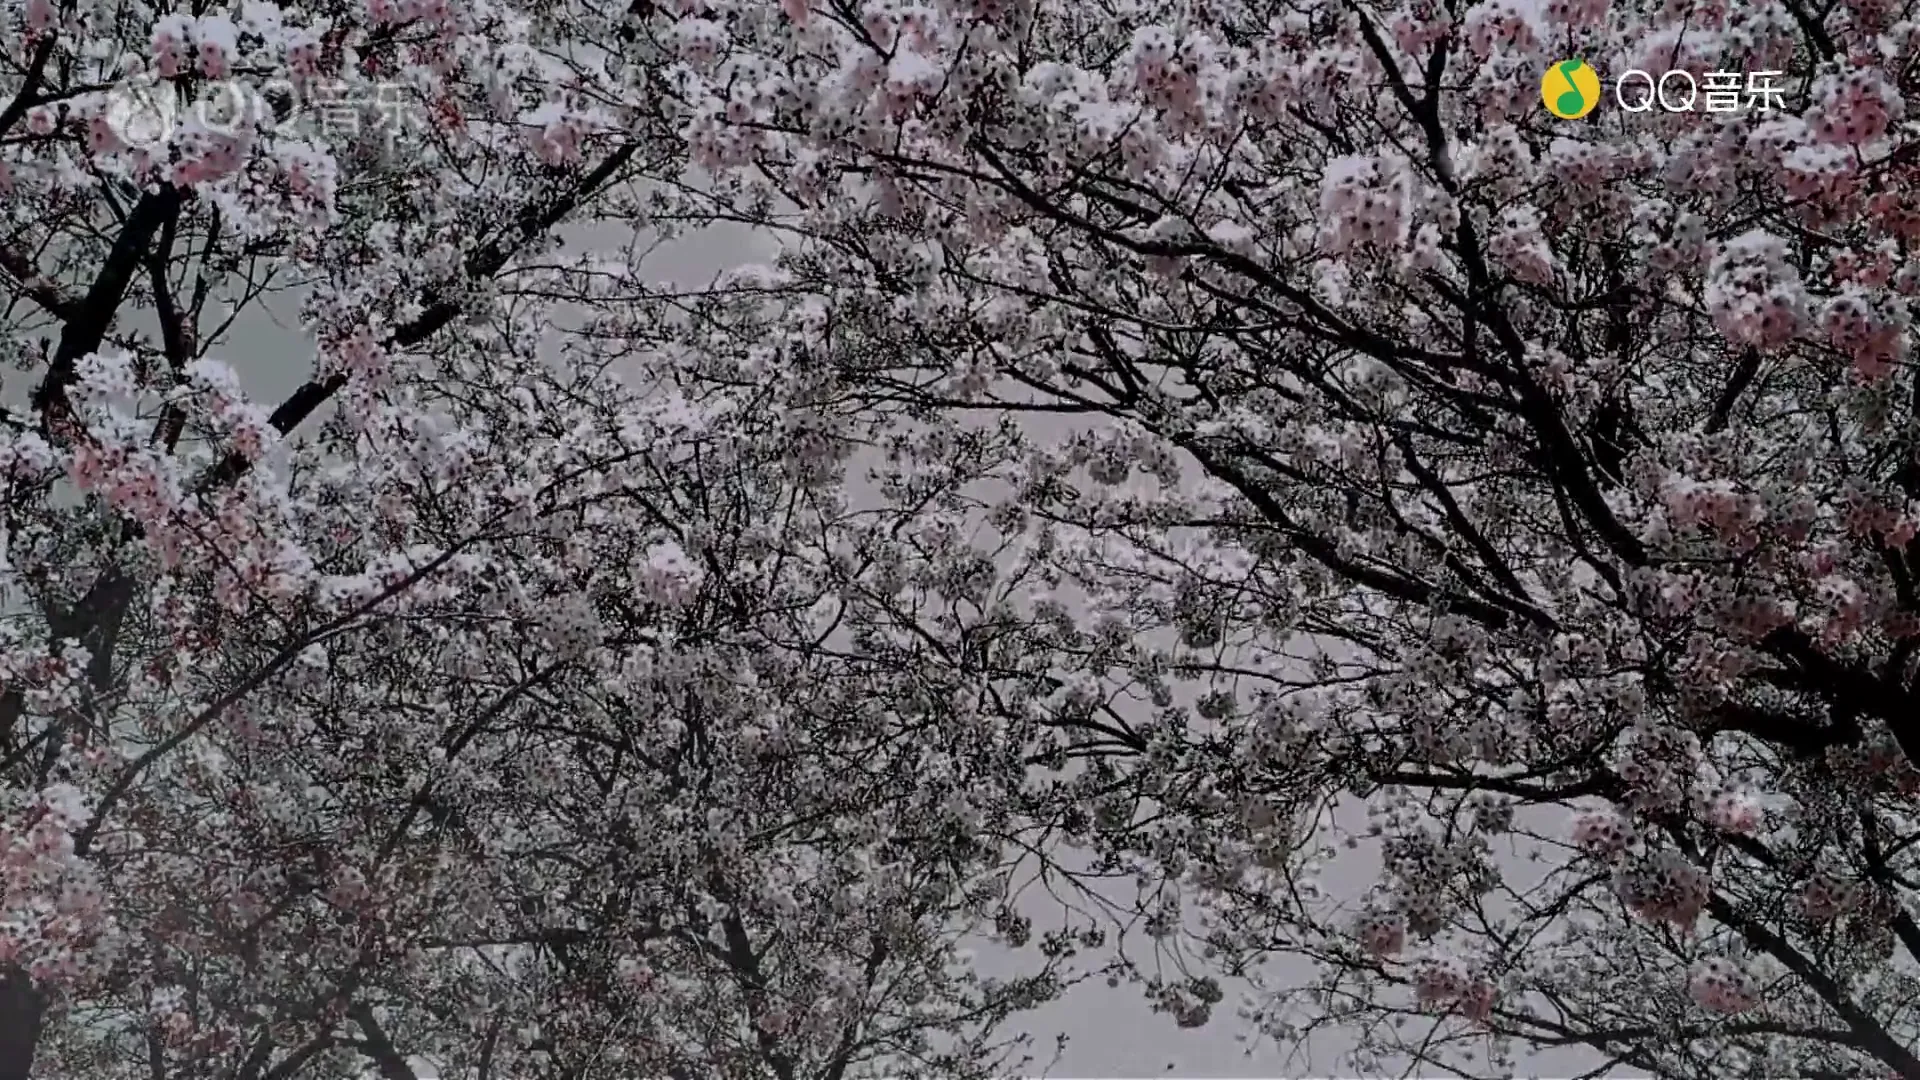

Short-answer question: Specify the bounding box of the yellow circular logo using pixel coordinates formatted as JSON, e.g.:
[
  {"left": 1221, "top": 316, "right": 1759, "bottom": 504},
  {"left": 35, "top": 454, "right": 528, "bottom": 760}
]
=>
[{"left": 1543, "top": 59, "right": 1600, "bottom": 119}]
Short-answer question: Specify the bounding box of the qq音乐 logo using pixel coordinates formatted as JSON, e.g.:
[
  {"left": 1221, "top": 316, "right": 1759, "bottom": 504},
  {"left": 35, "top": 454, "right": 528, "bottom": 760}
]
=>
[{"left": 1543, "top": 58, "right": 1600, "bottom": 119}]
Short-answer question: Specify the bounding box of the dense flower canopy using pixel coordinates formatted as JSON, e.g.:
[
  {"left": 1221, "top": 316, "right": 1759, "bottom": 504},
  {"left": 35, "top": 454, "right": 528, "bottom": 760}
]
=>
[
  {"left": 670, "top": 0, "right": 1920, "bottom": 1074},
  {"left": 6, "top": 0, "right": 1920, "bottom": 1075}
]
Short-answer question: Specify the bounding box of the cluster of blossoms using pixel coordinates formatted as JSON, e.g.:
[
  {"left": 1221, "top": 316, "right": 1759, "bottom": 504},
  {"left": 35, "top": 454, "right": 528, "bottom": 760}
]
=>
[
  {"left": 0, "top": 785, "right": 117, "bottom": 988},
  {"left": 1319, "top": 155, "right": 1413, "bottom": 254},
  {"left": 1612, "top": 724, "right": 1707, "bottom": 815},
  {"left": 1352, "top": 909, "right": 1408, "bottom": 957},
  {"left": 1778, "top": 139, "right": 1859, "bottom": 206},
  {"left": 1614, "top": 850, "right": 1713, "bottom": 930},
  {"left": 1410, "top": 959, "right": 1496, "bottom": 1022},
  {"left": 1705, "top": 231, "right": 1809, "bottom": 352},
  {"left": 1460, "top": 1, "right": 1539, "bottom": 62},
  {"left": 1702, "top": 789, "right": 1763, "bottom": 834},
  {"left": 1570, "top": 807, "right": 1638, "bottom": 858},
  {"left": 1806, "top": 67, "right": 1903, "bottom": 146},
  {"left": 1488, "top": 205, "right": 1555, "bottom": 286},
  {"left": 1818, "top": 291, "right": 1909, "bottom": 380},
  {"left": 1659, "top": 475, "right": 1767, "bottom": 547},
  {"left": 1798, "top": 869, "right": 1863, "bottom": 921},
  {"left": 150, "top": 13, "right": 239, "bottom": 79},
  {"left": 1686, "top": 956, "right": 1760, "bottom": 1015}
]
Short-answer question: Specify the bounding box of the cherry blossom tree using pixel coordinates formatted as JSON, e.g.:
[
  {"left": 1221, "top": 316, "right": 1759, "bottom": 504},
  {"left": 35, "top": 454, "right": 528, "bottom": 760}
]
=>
[
  {"left": 21, "top": 0, "right": 1920, "bottom": 1071},
  {"left": 0, "top": 0, "right": 1083, "bottom": 1077},
  {"left": 646, "top": 0, "right": 1920, "bottom": 1075}
]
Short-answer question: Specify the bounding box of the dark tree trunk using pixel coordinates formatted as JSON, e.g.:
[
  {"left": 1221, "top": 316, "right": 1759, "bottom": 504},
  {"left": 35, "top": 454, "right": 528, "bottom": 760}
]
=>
[{"left": 0, "top": 967, "right": 44, "bottom": 1080}]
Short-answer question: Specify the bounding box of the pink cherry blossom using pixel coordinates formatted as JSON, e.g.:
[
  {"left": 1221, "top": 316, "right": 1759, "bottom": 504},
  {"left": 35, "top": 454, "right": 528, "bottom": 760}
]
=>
[
  {"left": 1688, "top": 957, "right": 1759, "bottom": 1015},
  {"left": 1352, "top": 910, "right": 1407, "bottom": 957},
  {"left": 1570, "top": 807, "right": 1637, "bottom": 857},
  {"left": 1705, "top": 790, "right": 1763, "bottom": 835}
]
